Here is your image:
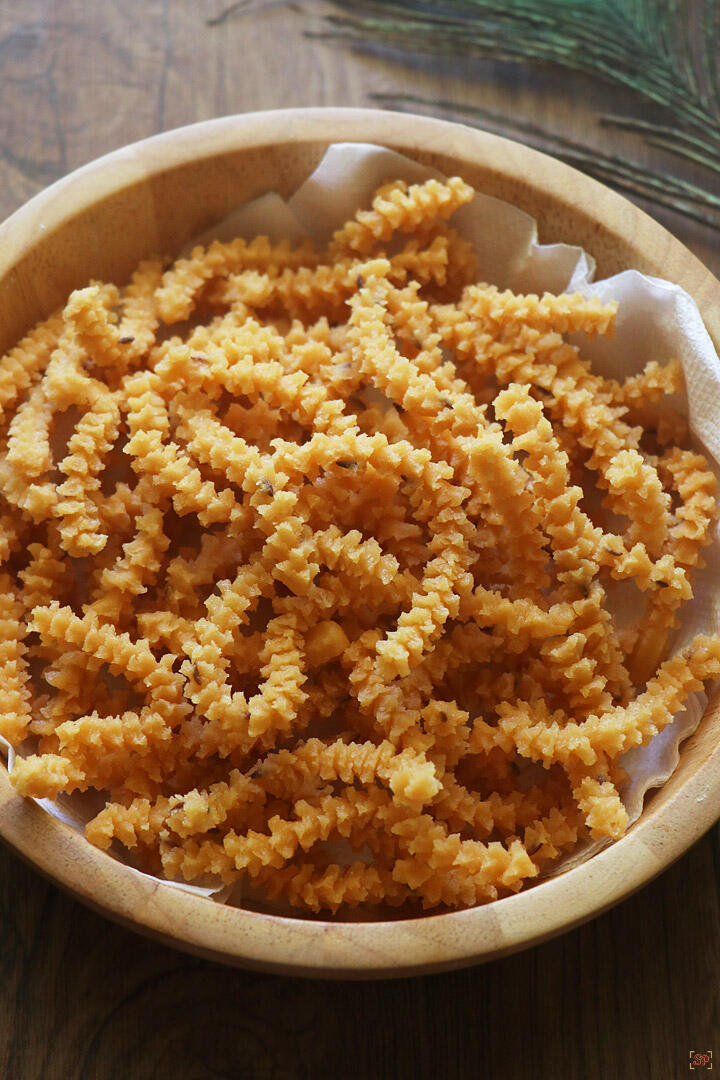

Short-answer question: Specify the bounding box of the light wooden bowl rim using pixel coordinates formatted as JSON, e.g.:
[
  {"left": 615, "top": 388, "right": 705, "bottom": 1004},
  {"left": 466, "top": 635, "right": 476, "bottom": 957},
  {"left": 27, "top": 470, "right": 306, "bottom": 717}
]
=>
[{"left": 1, "top": 107, "right": 720, "bottom": 979}]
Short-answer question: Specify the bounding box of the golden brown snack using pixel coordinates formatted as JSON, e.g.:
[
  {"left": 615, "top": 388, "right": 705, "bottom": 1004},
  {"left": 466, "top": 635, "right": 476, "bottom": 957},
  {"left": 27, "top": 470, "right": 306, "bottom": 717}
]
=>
[{"left": 0, "top": 174, "right": 717, "bottom": 915}]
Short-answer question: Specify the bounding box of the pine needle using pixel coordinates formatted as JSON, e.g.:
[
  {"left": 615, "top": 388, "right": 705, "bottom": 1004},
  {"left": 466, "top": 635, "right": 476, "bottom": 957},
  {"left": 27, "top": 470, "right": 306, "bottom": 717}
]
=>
[{"left": 318, "top": 0, "right": 720, "bottom": 173}]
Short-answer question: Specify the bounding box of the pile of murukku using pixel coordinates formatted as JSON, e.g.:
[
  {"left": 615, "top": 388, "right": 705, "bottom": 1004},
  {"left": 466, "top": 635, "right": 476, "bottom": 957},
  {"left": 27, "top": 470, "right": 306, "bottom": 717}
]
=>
[{"left": 1, "top": 173, "right": 719, "bottom": 914}]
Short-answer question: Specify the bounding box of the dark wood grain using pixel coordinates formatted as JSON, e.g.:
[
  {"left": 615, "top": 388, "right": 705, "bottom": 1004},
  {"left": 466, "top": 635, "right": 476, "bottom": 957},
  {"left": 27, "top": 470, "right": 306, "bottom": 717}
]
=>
[{"left": 0, "top": 3, "right": 719, "bottom": 1077}]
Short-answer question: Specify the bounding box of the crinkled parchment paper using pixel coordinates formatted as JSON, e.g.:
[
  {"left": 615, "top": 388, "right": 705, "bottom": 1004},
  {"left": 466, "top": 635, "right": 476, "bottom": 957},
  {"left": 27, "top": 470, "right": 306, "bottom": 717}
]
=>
[{"left": 3, "top": 142, "right": 719, "bottom": 903}]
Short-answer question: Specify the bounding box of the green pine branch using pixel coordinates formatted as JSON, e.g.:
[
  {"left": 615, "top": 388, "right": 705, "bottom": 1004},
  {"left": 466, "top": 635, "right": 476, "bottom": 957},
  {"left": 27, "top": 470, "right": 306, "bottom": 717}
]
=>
[{"left": 316, "top": 0, "right": 720, "bottom": 196}]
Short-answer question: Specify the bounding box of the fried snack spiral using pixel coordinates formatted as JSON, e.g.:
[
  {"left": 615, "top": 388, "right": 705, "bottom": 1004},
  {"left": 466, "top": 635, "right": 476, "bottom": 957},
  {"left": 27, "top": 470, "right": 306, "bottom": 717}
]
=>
[
  {"left": 0, "top": 173, "right": 718, "bottom": 916},
  {"left": 55, "top": 386, "right": 122, "bottom": 556}
]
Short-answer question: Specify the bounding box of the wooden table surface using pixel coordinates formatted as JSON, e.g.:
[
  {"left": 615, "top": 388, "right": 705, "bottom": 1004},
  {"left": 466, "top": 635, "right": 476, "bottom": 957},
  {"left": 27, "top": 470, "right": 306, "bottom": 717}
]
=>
[{"left": 1, "top": 4, "right": 719, "bottom": 1077}]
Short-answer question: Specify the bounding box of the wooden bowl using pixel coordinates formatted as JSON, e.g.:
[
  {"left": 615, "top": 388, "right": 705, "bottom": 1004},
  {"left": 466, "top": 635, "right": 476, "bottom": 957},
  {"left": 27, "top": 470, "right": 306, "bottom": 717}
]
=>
[{"left": 1, "top": 108, "right": 719, "bottom": 979}]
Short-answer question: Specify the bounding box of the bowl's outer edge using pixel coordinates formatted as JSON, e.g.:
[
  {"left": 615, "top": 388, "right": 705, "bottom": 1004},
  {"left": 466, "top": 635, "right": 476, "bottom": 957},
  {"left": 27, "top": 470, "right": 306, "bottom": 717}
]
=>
[{"left": 1, "top": 108, "right": 720, "bottom": 978}]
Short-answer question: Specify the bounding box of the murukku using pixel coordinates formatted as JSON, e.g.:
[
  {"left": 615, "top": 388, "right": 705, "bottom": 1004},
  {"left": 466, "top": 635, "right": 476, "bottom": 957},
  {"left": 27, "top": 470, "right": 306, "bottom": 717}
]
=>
[
  {"left": 0, "top": 313, "right": 62, "bottom": 424},
  {"left": 2, "top": 172, "right": 719, "bottom": 916},
  {"left": 90, "top": 507, "right": 170, "bottom": 624},
  {"left": 493, "top": 382, "right": 603, "bottom": 590},
  {"left": 0, "top": 455, "right": 56, "bottom": 521},
  {"left": 12, "top": 707, "right": 172, "bottom": 799},
  {"left": 459, "top": 284, "right": 617, "bottom": 338},
  {"left": 253, "top": 860, "right": 408, "bottom": 914},
  {"left": 55, "top": 386, "right": 123, "bottom": 556},
  {"left": 609, "top": 357, "right": 683, "bottom": 409},
  {"left": 156, "top": 236, "right": 319, "bottom": 323},
  {"left": 163, "top": 531, "right": 248, "bottom": 616},
  {"left": 6, "top": 384, "right": 54, "bottom": 479},
  {"left": 208, "top": 236, "right": 453, "bottom": 318},
  {"left": 0, "top": 381, "right": 58, "bottom": 520},
  {"left": 117, "top": 259, "right": 163, "bottom": 360},
  {"left": 124, "top": 368, "right": 249, "bottom": 529},
  {"left": 329, "top": 176, "right": 474, "bottom": 256},
  {"left": 0, "top": 575, "right": 32, "bottom": 744},
  {"left": 29, "top": 649, "right": 99, "bottom": 739},
  {"left": 660, "top": 447, "right": 717, "bottom": 572},
  {"left": 20, "top": 543, "right": 68, "bottom": 616}
]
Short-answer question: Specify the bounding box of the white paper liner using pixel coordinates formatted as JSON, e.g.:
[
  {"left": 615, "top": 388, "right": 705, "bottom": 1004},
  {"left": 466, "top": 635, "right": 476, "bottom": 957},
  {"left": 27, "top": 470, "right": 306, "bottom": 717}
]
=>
[{"left": 3, "top": 142, "right": 719, "bottom": 907}]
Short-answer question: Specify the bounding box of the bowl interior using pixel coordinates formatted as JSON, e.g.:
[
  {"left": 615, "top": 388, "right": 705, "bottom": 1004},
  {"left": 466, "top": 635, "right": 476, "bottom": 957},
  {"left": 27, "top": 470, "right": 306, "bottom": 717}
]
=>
[{"left": 1, "top": 108, "right": 720, "bottom": 975}]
